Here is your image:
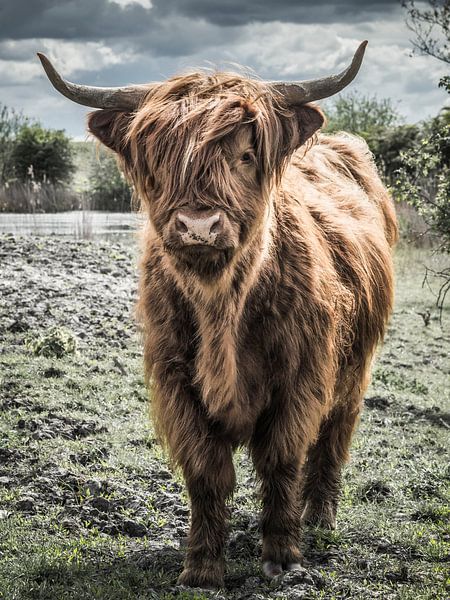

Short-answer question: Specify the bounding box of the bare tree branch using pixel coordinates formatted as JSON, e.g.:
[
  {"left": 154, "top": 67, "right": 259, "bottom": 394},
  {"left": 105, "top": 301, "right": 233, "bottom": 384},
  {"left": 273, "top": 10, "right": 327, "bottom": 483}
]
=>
[{"left": 402, "top": 0, "right": 450, "bottom": 64}]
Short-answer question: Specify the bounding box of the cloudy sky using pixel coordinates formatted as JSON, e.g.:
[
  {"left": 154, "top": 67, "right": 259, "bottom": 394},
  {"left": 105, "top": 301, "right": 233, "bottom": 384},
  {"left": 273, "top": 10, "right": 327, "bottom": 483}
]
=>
[{"left": 0, "top": 0, "right": 448, "bottom": 139}]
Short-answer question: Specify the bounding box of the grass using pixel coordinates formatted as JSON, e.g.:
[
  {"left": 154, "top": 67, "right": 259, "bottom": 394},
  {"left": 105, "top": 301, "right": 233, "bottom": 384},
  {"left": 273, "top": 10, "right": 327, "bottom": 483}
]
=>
[{"left": 0, "top": 236, "right": 448, "bottom": 600}]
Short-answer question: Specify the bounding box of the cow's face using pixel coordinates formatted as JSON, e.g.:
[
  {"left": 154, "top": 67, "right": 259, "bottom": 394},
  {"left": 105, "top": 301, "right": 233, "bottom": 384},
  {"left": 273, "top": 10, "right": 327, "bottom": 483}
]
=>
[
  {"left": 88, "top": 75, "right": 324, "bottom": 280},
  {"left": 156, "top": 122, "right": 263, "bottom": 279}
]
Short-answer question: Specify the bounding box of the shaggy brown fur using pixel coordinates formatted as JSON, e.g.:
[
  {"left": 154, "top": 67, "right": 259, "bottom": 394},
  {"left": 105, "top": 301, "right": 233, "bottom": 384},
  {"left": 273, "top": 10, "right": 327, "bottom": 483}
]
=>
[{"left": 87, "top": 70, "right": 398, "bottom": 588}]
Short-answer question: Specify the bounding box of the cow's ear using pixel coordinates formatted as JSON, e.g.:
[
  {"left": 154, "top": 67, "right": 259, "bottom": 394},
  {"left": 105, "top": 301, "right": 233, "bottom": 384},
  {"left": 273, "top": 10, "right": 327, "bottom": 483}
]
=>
[
  {"left": 87, "top": 109, "right": 132, "bottom": 155},
  {"left": 292, "top": 103, "right": 325, "bottom": 148}
]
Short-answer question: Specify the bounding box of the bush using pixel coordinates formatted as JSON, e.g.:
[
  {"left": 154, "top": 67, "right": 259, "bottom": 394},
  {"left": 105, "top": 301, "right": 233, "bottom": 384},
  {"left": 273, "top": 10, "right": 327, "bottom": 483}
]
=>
[
  {"left": 87, "top": 149, "right": 132, "bottom": 211},
  {"left": 0, "top": 181, "right": 80, "bottom": 213},
  {"left": 325, "top": 91, "right": 402, "bottom": 134},
  {"left": 28, "top": 327, "right": 77, "bottom": 358},
  {"left": 324, "top": 92, "right": 420, "bottom": 182},
  {"left": 365, "top": 124, "right": 421, "bottom": 182},
  {"left": 394, "top": 114, "right": 450, "bottom": 252},
  {"left": 9, "top": 124, "right": 75, "bottom": 185},
  {"left": 0, "top": 104, "right": 27, "bottom": 185}
]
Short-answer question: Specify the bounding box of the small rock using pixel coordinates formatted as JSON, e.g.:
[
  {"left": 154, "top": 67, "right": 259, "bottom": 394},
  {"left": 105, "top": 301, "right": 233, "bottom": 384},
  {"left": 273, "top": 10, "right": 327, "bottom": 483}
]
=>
[
  {"left": 43, "top": 367, "right": 65, "bottom": 378},
  {"left": 364, "top": 395, "right": 391, "bottom": 410},
  {"left": 8, "top": 319, "right": 30, "bottom": 333},
  {"left": 287, "top": 586, "right": 310, "bottom": 600},
  {"left": 156, "top": 468, "right": 173, "bottom": 480},
  {"left": 281, "top": 568, "right": 309, "bottom": 586},
  {"left": 90, "top": 497, "right": 112, "bottom": 513},
  {"left": 99, "top": 523, "right": 120, "bottom": 536},
  {"left": 308, "top": 568, "right": 326, "bottom": 586},
  {"left": 15, "top": 498, "right": 35, "bottom": 512},
  {"left": 122, "top": 519, "right": 147, "bottom": 538},
  {"left": 243, "top": 576, "right": 262, "bottom": 588},
  {"left": 358, "top": 480, "right": 392, "bottom": 502},
  {"left": 60, "top": 518, "right": 78, "bottom": 532},
  {"left": 173, "top": 505, "right": 189, "bottom": 516}
]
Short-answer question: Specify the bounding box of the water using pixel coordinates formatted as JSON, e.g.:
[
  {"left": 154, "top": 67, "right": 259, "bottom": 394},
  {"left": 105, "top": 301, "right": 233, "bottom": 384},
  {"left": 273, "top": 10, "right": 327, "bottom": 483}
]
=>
[{"left": 0, "top": 211, "right": 143, "bottom": 239}]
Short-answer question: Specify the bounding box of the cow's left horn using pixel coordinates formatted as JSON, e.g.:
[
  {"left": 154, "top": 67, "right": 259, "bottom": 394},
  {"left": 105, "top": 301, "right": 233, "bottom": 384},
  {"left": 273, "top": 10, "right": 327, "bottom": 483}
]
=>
[
  {"left": 271, "top": 41, "right": 368, "bottom": 105},
  {"left": 37, "top": 53, "right": 154, "bottom": 110}
]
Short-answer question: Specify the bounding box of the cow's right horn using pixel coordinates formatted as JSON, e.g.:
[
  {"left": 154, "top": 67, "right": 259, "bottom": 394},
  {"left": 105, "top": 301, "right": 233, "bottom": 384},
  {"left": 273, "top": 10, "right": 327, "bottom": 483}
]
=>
[{"left": 37, "top": 53, "right": 155, "bottom": 111}]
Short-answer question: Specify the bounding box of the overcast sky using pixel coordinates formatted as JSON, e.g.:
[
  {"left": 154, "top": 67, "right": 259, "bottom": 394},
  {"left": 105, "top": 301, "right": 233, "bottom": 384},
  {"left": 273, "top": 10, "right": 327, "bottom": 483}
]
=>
[{"left": 0, "top": 0, "right": 448, "bottom": 139}]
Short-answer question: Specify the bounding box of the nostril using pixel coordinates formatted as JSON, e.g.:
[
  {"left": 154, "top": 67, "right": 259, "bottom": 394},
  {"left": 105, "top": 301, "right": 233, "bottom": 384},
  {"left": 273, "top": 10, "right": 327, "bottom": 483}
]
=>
[
  {"left": 209, "top": 215, "right": 222, "bottom": 235},
  {"left": 175, "top": 217, "right": 188, "bottom": 234}
]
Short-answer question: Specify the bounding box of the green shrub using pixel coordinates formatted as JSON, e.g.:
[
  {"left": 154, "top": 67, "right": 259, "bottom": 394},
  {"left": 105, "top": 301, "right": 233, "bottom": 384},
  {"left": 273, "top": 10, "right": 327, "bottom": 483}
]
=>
[
  {"left": 394, "top": 115, "right": 450, "bottom": 253},
  {"left": 9, "top": 124, "right": 75, "bottom": 185},
  {"left": 0, "top": 104, "right": 28, "bottom": 185},
  {"left": 87, "top": 150, "right": 132, "bottom": 211},
  {"left": 325, "top": 92, "right": 420, "bottom": 182},
  {"left": 28, "top": 327, "right": 77, "bottom": 358}
]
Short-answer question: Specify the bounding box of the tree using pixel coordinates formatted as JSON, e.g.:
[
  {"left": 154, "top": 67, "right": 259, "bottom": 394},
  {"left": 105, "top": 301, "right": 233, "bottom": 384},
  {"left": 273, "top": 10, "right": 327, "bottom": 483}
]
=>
[
  {"left": 324, "top": 92, "right": 419, "bottom": 182},
  {"left": 10, "top": 124, "right": 75, "bottom": 185},
  {"left": 402, "top": 0, "right": 449, "bottom": 65},
  {"left": 398, "top": 0, "right": 450, "bottom": 318},
  {"left": 395, "top": 116, "right": 450, "bottom": 252},
  {"left": 87, "top": 149, "right": 132, "bottom": 211},
  {"left": 365, "top": 124, "right": 421, "bottom": 182},
  {"left": 325, "top": 91, "right": 402, "bottom": 134},
  {"left": 0, "top": 104, "right": 27, "bottom": 184}
]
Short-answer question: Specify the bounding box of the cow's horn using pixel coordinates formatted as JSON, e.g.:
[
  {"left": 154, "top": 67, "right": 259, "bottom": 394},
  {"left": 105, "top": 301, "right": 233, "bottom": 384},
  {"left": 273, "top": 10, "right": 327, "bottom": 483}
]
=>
[
  {"left": 271, "top": 41, "right": 368, "bottom": 105},
  {"left": 37, "top": 53, "right": 154, "bottom": 111}
]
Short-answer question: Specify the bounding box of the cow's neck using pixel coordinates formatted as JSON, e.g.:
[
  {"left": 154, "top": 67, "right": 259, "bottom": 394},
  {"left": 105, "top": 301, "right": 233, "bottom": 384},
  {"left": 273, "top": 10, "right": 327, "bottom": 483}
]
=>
[{"left": 177, "top": 202, "right": 274, "bottom": 431}]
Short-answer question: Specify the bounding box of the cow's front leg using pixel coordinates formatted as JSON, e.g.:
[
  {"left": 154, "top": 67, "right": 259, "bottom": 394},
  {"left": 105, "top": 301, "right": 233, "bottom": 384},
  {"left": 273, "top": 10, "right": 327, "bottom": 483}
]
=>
[
  {"left": 250, "top": 392, "right": 320, "bottom": 578},
  {"left": 177, "top": 438, "right": 235, "bottom": 588},
  {"left": 251, "top": 452, "right": 303, "bottom": 576}
]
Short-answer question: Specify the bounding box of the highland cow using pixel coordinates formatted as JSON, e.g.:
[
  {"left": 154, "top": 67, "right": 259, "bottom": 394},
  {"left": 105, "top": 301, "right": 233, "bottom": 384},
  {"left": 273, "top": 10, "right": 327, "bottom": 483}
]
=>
[{"left": 38, "top": 41, "right": 398, "bottom": 588}]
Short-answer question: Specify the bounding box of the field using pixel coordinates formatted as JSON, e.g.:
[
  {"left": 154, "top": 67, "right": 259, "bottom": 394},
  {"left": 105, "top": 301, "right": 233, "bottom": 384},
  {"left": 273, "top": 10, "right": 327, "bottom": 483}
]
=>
[{"left": 0, "top": 234, "right": 449, "bottom": 600}]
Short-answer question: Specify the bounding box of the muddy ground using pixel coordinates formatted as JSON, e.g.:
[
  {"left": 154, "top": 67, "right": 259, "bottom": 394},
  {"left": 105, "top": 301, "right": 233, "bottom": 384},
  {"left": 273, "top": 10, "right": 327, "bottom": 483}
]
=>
[{"left": 0, "top": 234, "right": 449, "bottom": 600}]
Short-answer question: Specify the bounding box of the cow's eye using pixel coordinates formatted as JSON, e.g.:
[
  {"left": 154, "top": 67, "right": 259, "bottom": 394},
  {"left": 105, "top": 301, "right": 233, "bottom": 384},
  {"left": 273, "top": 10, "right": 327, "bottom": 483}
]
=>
[{"left": 240, "top": 152, "right": 254, "bottom": 165}]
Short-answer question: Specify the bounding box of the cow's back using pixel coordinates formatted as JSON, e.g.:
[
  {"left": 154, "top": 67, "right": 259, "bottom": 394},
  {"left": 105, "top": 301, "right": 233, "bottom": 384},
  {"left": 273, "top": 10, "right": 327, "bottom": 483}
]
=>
[
  {"left": 287, "top": 132, "right": 398, "bottom": 248},
  {"left": 281, "top": 132, "right": 397, "bottom": 377}
]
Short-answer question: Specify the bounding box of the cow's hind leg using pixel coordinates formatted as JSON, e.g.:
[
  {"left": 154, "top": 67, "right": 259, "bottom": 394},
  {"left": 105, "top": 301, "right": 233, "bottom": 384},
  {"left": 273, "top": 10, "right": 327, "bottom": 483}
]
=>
[{"left": 301, "top": 366, "right": 369, "bottom": 529}]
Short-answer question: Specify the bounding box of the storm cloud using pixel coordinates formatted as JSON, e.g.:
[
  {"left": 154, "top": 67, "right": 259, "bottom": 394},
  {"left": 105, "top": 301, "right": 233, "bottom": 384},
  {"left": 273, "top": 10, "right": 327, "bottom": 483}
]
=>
[
  {"left": 0, "top": 0, "right": 447, "bottom": 137},
  {"left": 154, "top": 0, "right": 402, "bottom": 27},
  {"left": 0, "top": 0, "right": 402, "bottom": 42}
]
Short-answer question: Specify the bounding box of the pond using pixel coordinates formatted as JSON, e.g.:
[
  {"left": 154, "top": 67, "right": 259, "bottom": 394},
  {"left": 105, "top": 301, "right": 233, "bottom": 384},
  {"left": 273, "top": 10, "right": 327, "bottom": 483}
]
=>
[{"left": 0, "top": 211, "right": 143, "bottom": 239}]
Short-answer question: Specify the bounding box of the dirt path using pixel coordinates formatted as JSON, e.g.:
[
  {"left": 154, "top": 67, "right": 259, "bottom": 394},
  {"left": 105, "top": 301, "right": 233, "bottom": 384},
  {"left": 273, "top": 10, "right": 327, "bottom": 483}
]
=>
[{"left": 0, "top": 234, "right": 448, "bottom": 599}]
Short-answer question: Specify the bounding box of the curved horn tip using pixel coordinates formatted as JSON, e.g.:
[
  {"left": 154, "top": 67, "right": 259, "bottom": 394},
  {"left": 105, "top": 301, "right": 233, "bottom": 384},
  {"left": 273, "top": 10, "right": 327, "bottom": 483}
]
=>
[
  {"left": 36, "top": 52, "right": 49, "bottom": 66},
  {"left": 357, "top": 40, "right": 369, "bottom": 56},
  {"left": 36, "top": 52, "right": 59, "bottom": 81}
]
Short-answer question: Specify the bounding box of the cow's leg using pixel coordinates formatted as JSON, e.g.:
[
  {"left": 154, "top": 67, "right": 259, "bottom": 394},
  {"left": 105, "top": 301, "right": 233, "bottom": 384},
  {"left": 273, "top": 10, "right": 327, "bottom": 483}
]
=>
[
  {"left": 177, "top": 437, "right": 235, "bottom": 588},
  {"left": 300, "top": 366, "right": 369, "bottom": 529},
  {"left": 253, "top": 456, "right": 304, "bottom": 576},
  {"left": 150, "top": 358, "right": 235, "bottom": 587},
  {"left": 250, "top": 413, "right": 307, "bottom": 577},
  {"left": 142, "top": 281, "right": 236, "bottom": 588}
]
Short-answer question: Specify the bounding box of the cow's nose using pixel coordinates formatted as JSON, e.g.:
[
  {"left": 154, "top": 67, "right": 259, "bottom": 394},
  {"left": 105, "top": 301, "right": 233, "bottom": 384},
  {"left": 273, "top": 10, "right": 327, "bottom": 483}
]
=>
[{"left": 175, "top": 210, "right": 223, "bottom": 245}]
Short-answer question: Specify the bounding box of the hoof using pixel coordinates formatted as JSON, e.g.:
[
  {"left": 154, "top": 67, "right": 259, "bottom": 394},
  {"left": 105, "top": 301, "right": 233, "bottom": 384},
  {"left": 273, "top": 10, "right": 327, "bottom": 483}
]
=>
[
  {"left": 263, "top": 561, "right": 283, "bottom": 578},
  {"left": 177, "top": 568, "right": 223, "bottom": 589},
  {"left": 301, "top": 502, "right": 337, "bottom": 530},
  {"left": 286, "top": 562, "right": 303, "bottom": 571}
]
